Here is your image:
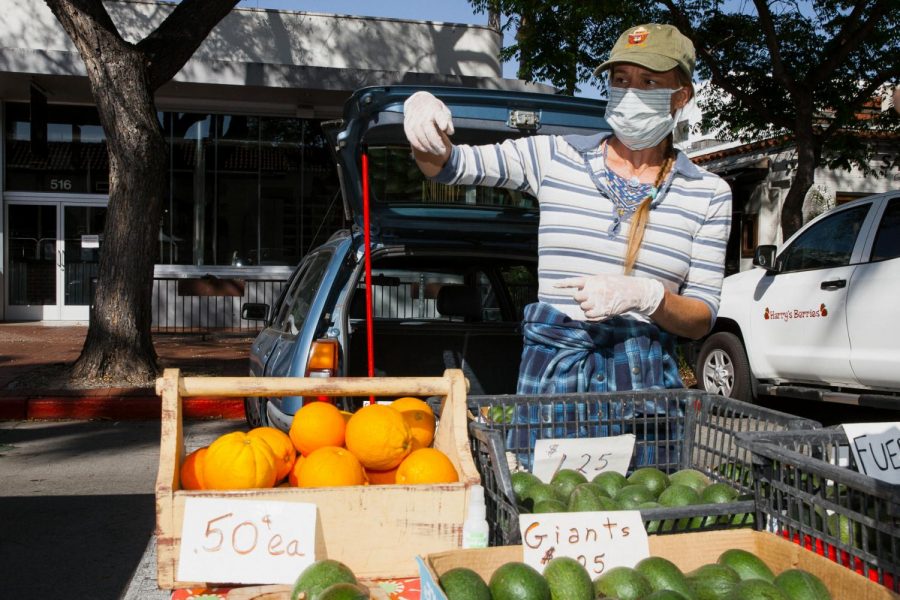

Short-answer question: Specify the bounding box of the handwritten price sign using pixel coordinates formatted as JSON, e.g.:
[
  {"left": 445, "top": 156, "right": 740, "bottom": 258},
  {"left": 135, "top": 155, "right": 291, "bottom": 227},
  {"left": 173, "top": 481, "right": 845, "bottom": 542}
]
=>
[
  {"left": 843, "top": 422, "right": 900, "bottom": 484},
  {"left": 519, "top": 511, "right": 649, "bottom": 576},
  {"left": 532, "top": 435, "right": 636, "bottom": 483},
  {"left": 177, "top": 498, "right": 317, "bottom": 585}
]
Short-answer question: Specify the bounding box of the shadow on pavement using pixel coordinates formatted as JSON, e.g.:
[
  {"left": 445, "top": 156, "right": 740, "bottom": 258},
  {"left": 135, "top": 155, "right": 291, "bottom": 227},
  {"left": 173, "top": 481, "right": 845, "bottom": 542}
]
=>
[{"left": 0, "top": 494, "right": 155, "bottom": 598}]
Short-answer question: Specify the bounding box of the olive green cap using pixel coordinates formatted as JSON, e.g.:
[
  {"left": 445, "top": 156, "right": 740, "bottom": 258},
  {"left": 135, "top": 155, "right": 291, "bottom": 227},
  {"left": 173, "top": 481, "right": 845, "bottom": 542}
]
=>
[{"left": 594, "top": 23, "right": 695, "bottom": 80}]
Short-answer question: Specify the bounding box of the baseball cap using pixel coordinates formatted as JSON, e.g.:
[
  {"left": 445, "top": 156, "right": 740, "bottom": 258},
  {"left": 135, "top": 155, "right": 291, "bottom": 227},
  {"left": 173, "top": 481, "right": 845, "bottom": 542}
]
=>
[{"left": 594, "top": 23, "right": 695, "bottom": 80}]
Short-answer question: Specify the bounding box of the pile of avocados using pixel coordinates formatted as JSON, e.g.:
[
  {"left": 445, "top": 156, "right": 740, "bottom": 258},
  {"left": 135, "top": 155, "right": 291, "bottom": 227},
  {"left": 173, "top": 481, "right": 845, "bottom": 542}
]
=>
[
  {"left": 439, "top": 549, "right": 833, "bottom": 600},
  {"left": 511, "top": 467, "right": 753, "bottom": 532}
]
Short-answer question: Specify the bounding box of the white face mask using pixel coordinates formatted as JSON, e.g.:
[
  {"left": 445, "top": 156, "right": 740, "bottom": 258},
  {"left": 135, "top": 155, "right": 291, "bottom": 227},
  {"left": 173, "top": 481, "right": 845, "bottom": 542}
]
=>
[{"left": 604, "top": 86, "right": 681, "bottom": 150}]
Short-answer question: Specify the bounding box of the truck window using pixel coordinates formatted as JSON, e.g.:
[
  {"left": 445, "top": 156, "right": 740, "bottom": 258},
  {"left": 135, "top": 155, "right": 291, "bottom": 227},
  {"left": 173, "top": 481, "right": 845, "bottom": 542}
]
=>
[
  {"left": 778, "top": 204, "right": 870, "bottom": 272},
  {"left": 870, "top": 198, "right": 900, "bottom": 262},
  {"left": 275, "top": 251, "right": 333, "bottom": 335}
]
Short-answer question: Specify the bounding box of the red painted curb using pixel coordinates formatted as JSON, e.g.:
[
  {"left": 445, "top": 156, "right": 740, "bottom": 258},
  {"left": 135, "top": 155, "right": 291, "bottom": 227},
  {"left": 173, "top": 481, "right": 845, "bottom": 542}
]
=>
[{"left": 0, "top": 394, "right": 244, "bottom": 420}]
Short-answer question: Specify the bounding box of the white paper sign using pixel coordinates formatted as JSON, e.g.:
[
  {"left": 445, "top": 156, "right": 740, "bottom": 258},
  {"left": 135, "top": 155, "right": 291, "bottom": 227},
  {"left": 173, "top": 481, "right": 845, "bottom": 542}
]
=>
[
  {"left": 519, "top": 510, "right": 649, "bottom": 577},
  {"left": 177, "top": 497, "right": 317, "bottom": 585},
  {"left": 532, "top": 435, "right": 636, "bottom": 482},
  {"left": 81, "top": 234, "right": 100, "bottom": 249},
  {"left": 843, "top": 422, "right": 900, "bottom": 484}
]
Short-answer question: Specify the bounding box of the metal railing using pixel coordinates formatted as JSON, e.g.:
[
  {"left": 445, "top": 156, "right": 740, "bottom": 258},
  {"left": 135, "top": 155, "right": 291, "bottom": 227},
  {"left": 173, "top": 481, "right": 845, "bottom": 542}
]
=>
[{"left": 150, "top": 266, "right": 292, "bottom": 333}]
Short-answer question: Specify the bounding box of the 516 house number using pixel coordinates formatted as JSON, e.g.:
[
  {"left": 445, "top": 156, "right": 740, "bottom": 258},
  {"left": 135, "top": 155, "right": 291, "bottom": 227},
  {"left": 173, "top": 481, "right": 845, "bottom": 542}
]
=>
[
  {"left": 50, "top": 179, "right": 73, "bottom": 191},
  {"left": 201, "top": 512, "right": 306, "bottom": 557}
]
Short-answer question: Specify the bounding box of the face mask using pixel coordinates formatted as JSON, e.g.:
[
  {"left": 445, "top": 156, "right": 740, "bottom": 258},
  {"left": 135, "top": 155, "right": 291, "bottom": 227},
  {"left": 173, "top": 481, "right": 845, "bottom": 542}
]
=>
[{"left": 604, "top": 86, "right": 681, "bottom": 151}]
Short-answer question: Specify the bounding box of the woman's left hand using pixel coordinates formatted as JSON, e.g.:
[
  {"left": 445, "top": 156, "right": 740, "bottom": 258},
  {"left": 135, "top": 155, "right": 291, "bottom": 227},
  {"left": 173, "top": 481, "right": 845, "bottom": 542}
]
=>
[{"left": 555, "top": 274, "right": 665, "bottom": 321}]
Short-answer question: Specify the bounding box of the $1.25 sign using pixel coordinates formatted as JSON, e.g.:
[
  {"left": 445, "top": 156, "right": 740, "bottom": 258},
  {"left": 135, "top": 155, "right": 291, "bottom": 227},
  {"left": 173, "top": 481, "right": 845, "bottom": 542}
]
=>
[
  {"left": 177, "top": 497, "right": 317, "bottom": 585},
  {"left": 532, "top": 435, "right": 636, "bottom": 483}
]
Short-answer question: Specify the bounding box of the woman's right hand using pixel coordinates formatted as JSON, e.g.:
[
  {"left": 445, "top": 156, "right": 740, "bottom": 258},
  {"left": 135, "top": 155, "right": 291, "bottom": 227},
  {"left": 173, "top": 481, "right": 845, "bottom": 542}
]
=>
[{"left": 403, "top": 91, "right": 455, "bottom": 158}]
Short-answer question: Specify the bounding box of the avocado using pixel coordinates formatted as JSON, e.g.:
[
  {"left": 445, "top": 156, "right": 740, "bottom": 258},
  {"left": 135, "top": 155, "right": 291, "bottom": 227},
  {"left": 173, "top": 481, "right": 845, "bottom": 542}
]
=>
[
  {"left": 634, "top": 556, "right": 694, "bottom": 599},
  {"left": 315, "top": 583, "right": 369, "bottom": 600},
  {"left": 568, "top": 483, "right": 605, "bottom": 512},
  {"left": 726, "top": 579, "right": 789, "bottom": 599},
  {"left": 439, "top": 567, "right": 492, "bottom": 600},
  {"left": 717, "top": 549, "right": 775, "bottom": 583},
  {"left": 534, "top": 498, "right": 567, "bottom": 513},
  {"left": 552, "top": 469, "right": 588, "bottom": 500},
  {"left": 592, "top": 471, "right": 628, "bottom": 497},
  {"left": 627, "top": 467, "right": 670, "bottom": 498},
  {"left": 687, "top": 563, "right": 741, "bottom": 600},
  {"left": 644, "top": 591, "right": 691, "bottom": 600},
  {"left": 291, "top": 559, "right": 359, "bottom": 600},
  {"left": 615, "top": 484, "right": 656, "bottom": 508},
  {"left": 593, "top": 565, "right": 653, "bottom": 600},
  {"left": 489, "top": 561, "right": 551, "bottom": 600},
  {"left": 543, "top": 556, "right": 593, "bottom": 600},
  {"left": 773, "top": 569, "right": 832, "bottom": 600},
  {"left": 658, "top": 484, "right": 702, "bottom": 507},
  {"left": 522, "top": 483, "right": 566, "bottom": 511},
  {"left": 701, "top": 483, "right": 740, "bottom": 504},
  {"left": 669, "top": 469, "right": 711, "bottom": 493},
  {"left": 511, "top": 472, "right": 543, "bottom": 504}
]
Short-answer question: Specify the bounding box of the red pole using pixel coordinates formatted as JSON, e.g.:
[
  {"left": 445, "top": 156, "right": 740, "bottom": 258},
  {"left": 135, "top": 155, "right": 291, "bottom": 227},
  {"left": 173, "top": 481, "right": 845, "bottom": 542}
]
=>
[{"left": 362, "top": 151, "right": 375, "bottom": 405}]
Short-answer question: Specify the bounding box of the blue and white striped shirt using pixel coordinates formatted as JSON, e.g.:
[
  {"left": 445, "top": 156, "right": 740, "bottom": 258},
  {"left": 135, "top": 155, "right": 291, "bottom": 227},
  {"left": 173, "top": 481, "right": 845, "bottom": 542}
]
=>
[{"left": 433, "top": 132, "right": 732, "bottom": 328}]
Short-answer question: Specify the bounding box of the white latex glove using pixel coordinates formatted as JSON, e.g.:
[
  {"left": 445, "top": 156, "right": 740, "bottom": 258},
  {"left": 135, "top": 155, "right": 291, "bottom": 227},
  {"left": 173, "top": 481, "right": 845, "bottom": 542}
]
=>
[
  {"left": 555, "top": 274, "right": 665, "bottom": 321},
  {"left": 403, "top": 91, "right": 455, "bottom": 155}
]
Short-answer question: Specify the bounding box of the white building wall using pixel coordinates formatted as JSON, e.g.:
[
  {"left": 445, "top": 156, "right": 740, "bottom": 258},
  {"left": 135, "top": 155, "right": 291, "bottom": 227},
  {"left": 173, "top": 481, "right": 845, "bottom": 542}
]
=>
[{"left": 0, "top": 0, "right": 502, "bottom": 82}]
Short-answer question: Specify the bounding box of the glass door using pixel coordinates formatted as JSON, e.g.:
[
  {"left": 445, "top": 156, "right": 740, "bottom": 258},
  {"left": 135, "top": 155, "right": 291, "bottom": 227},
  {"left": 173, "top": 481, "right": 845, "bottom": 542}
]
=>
[
  {"left": 7, "top": 204, "right": 59, "bottom": 320},
  {"left": 60, "top": 204, "right": 106, "bottom": 320},
  {"left": 6, "top": 202, "right": 107, "bottom": 321}
]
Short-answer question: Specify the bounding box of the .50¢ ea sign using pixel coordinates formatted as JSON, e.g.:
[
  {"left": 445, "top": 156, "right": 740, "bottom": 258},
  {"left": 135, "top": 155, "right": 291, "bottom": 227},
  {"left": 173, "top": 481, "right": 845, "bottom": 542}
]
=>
[{"left": 177, "top": 498, "right": 317, "bottom": 585}]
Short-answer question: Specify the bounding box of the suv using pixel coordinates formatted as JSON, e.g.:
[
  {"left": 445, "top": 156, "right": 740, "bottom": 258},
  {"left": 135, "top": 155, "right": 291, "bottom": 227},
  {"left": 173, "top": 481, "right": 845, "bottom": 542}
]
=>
[
  {"left": 695, "top": 190, "right": 900, "bottom": 408},
  {"left": 242, "top": 85, "right": 610, "bottom": 431}
]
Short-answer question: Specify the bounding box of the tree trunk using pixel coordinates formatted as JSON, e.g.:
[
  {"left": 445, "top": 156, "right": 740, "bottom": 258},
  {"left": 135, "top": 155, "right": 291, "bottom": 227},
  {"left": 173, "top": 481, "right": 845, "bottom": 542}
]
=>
[
  {"left": 69, "top": 46, "right": 166, "bottom": 384},
  {"left": 780, "top": 131, "right": 821, "bottom": 241}
]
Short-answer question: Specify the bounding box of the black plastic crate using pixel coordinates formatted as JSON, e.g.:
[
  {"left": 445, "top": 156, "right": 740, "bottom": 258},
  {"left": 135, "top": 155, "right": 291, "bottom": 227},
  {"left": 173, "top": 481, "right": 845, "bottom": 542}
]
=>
[
  {"left": 463, "top": 389, "right": 820, "bottom": 545},
  {"left": 736, "top": 427, "right": 900, "bottom": 592}
]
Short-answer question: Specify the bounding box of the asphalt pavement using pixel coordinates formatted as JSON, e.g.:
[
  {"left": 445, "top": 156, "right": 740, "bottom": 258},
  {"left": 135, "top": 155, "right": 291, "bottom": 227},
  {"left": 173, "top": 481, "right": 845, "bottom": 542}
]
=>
[{"left": 0, "top": 418, "right": 238, "bottom": 599}]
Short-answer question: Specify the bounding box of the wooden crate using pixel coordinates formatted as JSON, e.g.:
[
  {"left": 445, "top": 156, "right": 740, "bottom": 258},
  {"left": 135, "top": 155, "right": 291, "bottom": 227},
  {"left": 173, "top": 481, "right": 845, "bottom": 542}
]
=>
[
  {"left": 155, "top": 368, "right": 479, "bottom": 590},
  {"left": 422, "top": 530, "right": 900, "bottom": 600}
]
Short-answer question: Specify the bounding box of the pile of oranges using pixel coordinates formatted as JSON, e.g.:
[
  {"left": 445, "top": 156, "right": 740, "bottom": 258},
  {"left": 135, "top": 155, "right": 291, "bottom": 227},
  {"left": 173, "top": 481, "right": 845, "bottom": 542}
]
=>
[{"left": 181, "top": 397, "right": 459, "bottom": 490}]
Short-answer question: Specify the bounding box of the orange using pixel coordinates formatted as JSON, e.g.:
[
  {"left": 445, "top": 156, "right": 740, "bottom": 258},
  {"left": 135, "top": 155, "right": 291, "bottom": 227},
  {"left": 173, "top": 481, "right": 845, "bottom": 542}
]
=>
[
  {"left": 365, "top": 466, "right": 399, "bottom": 485},
  {"left": 296, "top": 446, "right": 367, "bottom": 487},
  {"left": 203, "top": 431, "right": 277, "bottom": 490},
  {"left": 248, "top": 426, "right": 297, "bottom": 482},
  {"left": 288, "top": 455, "right": 307, "bottom": 486},
  {"left": 180, "top": 447, "right": 207, "bottom": 490},
  {"left": 391, "top": 396, "right": 436, "bottom": 449},
  {"left": 345, "top": 404, "right": 413, "bottom": 470},
  {"left": 395, "top": 448, "right": 459, "bottom": 485},
  {"left": 290, "top": 401, "right": 346, "bottom": 456}
]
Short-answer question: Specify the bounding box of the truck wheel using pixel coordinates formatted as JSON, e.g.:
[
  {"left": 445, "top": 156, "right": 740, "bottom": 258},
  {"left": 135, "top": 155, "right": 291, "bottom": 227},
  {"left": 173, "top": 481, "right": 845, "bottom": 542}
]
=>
[
  {"left": 244, "top": 397, "right": 270, "bottom": 428},
  {"left": 696, "top": 332, "right": 753, "bottom": 402}
]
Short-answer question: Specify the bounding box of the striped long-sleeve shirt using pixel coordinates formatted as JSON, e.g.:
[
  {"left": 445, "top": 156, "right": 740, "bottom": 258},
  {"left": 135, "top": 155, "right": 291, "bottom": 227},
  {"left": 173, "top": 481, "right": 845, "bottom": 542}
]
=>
[{"left": 433, "top": 132, "right": 732, "bottom": 328}]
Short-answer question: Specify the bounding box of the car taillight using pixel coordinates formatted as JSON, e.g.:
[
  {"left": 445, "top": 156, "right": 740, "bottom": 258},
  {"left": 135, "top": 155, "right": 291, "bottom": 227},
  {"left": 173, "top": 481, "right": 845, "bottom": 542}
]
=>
[{"left": 306, "top": 339, "right": 338, "bottom": 403}]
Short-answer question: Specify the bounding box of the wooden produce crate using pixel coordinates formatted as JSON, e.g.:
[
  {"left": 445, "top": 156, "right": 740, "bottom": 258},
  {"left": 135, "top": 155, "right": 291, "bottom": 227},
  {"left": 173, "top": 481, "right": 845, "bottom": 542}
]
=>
[
  {"left": 421, "top": 530, "right": 900, "bottom": 600},
  {"left": 155, "top": 368, "right": 479, "bottom": 590}
]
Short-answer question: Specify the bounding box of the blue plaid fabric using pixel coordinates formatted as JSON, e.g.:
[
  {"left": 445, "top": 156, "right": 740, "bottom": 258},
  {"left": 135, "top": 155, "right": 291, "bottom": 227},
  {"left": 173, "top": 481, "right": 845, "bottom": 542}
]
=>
[
  {"left": 507, "top": 302, "right": 685, "bottom": 470},
  {"left": 517, "top": 302, "right": 683, "bottom": 394}
]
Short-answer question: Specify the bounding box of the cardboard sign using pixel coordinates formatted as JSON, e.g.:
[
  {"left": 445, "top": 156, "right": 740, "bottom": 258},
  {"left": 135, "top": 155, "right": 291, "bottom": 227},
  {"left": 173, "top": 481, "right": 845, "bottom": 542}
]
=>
[
  {"left": 843, "top": 422, "right": 900, "bottom": 484},
  {"left": 519, "top": 510, "right": 649, "bottom": 576},
  {"left": 177, "top": 498, "right": 317, "bottom": 585},
  {"left": 417, "top": 556, "right": 449, "bottom": 600},
  {"left": 532, "top": 435, "right": 636, "bottom": 482}
]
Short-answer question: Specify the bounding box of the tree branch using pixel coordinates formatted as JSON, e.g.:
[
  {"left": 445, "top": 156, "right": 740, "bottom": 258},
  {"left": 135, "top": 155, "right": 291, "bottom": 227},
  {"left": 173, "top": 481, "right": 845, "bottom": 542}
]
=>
[
  {"left": 752, "top": 0, "right": 799, "bottom": 96},
  {"left": 808, "top": 0, "right": 892, "bottom": 87},
  {"left": 138, "top": 0, "right": 239, "bottom": 90},
  {"left": 44, "top": 0, "right": 127, "bottom": 58},
  {"left": 822, "top": 64, "right": 900, "bottom": 138}
]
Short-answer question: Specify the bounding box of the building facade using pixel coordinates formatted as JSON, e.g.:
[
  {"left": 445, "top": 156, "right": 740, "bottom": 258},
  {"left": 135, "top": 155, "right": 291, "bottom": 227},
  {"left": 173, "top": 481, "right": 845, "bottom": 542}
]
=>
[{"left": 0, "top": 0, "right": 552, "bottom": 326}]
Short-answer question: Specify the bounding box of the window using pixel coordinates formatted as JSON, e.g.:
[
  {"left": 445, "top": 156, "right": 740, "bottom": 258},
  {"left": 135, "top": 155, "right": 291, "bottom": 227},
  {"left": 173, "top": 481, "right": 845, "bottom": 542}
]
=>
[
  {"left": 499, "top": 264, "right": 538, "bottom": 320},
  {"left": 870, "top": 198, "right": 900, "bottom": 262},
  {"left": 359, "top": 270, "right": 465, "bottom": 320},
  {"left": 778, "top": 204, "right": 871, "bottom": 272},
  {"left": 274, "top": 251, "right": 333, "bottom": 334}
]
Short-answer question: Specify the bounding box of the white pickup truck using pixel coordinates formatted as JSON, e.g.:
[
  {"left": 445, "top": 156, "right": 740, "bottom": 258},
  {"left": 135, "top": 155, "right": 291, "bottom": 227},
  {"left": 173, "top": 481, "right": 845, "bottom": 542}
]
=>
[{"left": 694, "top": 190, "right": 900, "bottom": 409}]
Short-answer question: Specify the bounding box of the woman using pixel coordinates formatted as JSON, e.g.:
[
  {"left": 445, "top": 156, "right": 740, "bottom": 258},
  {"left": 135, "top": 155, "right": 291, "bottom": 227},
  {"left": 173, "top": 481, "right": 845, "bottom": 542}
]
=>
[{"left": 404, "top": 23, "right": 732, "bottom": 395}]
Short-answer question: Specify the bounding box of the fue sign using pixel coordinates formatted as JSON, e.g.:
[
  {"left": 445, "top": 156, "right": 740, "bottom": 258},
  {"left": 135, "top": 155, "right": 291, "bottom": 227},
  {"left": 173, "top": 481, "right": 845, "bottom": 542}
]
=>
[
  {"left": 519, "top": 511, "right": 649, "bottom": 576},
  {"left": 177, "top": 498, "right": 318, "bottom": 585},
  {"left": 843, "top": 423, "right": 900, "bottom": 484}
]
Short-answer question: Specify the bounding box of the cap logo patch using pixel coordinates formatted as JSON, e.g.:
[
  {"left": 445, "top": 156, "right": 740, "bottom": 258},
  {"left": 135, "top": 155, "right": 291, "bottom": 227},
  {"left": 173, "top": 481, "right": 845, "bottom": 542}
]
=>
[{"left": 627, "top": 27, "right": 649, "bottom": 45}]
